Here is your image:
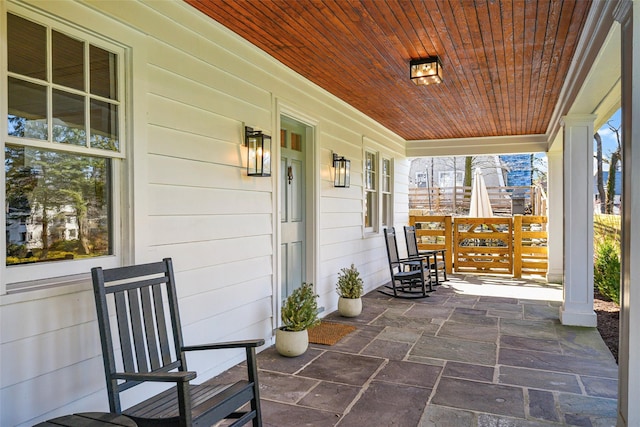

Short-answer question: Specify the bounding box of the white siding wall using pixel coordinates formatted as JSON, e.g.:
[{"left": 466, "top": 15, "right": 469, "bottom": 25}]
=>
[{"left": 0, "top": 1, "right": 408, "bottom": 425}]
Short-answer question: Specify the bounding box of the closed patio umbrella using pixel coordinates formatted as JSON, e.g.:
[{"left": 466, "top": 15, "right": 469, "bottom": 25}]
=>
[{"left": 469, "top": 168, "right": 493, "bottom": 217}]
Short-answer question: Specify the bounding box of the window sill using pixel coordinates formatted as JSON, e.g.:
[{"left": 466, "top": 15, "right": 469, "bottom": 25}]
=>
[{"left": 1, "top": 273, "right": 92, "bottom": 306}]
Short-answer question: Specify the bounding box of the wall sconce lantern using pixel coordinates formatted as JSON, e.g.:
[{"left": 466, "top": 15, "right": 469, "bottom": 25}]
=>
[
  {"left": 332, "top": 153, "right": 350, "bottom": 188},
  {"left": 245, "top": 127, "right": 271, "bottom": 177},
  {"left": 410, "top": 56, "right": 443, "bottom": 86}
]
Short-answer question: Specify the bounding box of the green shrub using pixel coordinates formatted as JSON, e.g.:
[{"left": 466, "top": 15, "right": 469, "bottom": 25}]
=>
[
  {"left": 281, "top": 283, "right": 320, "bottom": 332},
  {"left": 336, "top": 264, "right": 364, "bottom": 299},
  {"left": 594, "top": 238, "right": 620, "bottom": 304}
]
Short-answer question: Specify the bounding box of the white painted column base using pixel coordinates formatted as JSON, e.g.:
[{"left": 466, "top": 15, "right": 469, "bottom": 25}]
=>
[
  {"left": 546, "top": 272, "right": 563, "bottom": 284},
  {"left": 559, "top": 307, "right": 597, "bottom": 327}
]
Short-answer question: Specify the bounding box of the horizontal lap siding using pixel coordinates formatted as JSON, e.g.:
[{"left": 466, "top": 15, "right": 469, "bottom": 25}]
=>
[{"left": 1, "top": 0, "right": 407, "bottom": 425}]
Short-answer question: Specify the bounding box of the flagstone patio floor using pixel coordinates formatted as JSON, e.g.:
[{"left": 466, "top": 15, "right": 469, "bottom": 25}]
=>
[{"left": 213, "top": 274, "right": 618, "bottom": 426}]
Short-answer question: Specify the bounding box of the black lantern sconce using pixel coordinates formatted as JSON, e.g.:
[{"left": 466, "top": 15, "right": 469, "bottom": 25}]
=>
[
  {"left": 332, "top": 153, "right": 350, "bottom": 188},
  {"left": 245, "top": 127, "right": 271, "bottom": 177},
  {"left": 410, "top": 56, "right": 443, "bottom": 86}
]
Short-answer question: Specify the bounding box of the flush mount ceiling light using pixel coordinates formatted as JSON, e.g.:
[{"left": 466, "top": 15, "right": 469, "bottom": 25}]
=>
[{"left": 410, "top": 56, "right": 443, "bottom": 86}]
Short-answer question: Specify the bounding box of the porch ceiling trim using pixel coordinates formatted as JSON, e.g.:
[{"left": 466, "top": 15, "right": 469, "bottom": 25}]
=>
[
  {"left": 406, "top": 134, "right": 548, "bottom": 157},
  {"left": 545, "top": 0, "right": 619, "bottom": 145}
]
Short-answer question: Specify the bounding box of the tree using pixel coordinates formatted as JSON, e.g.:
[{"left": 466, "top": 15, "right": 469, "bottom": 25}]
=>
[
  {"left": 594, "top": 132, "right": 606, "bottom": 213},
  {"left": 605, "top": 122, "right": 622, "bottom": 214}
]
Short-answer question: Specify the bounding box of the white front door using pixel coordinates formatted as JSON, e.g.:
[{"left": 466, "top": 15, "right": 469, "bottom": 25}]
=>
[{"left": 280, "top": 117, "right": 307, "bottom": 299}]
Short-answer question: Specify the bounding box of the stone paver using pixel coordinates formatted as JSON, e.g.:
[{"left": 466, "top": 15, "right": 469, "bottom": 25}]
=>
[
  {"left": 412, "top": 334, "right": 497, "bottom": 365},
  {"left": 442, "top": 361, "right": 495, "bottom": 382},
  {"left": 529, "top": 389, "right": 560, "bottom": 422},
  {"left": 298, "top": 351, "right": 384, "bottom": 386},
  {"left": 499, "top": 366, "right": 582, "bottom": 393},
  {"left": 338, "top": 381, "right": 431, "bottom": 427},
  {"left": 432, "top": 377, "right": 526, "bottom": 418}
]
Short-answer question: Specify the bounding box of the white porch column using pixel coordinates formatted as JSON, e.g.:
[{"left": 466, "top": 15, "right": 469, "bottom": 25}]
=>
[
  {"left": 560, "top": 114, "right": 597, "bottom": 327},
  {"left": 616, "top": 1, "right": 640, "bottom": 425},
  {"left": 546, "top": 138, "right": 564, "bottom": 284}
]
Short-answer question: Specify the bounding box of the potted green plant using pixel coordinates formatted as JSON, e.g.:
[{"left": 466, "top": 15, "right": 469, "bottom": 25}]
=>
[
  {"left": 336, "top": 264, "right": 364, "bottom": 317},
  {"left": 275, "top": 283, "right": 320, "bottom": 357}
]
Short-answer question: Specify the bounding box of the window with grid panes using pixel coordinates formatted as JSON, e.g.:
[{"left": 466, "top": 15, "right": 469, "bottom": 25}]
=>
[{"left": 4, "top": 10, "right": 125, "bottom": 286}]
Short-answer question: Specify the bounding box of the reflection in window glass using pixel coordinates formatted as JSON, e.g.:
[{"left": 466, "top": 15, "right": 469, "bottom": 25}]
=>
[
  {"left": 90, "top": 45, "right": 118, "bottom": 100},
  {"left": 5, "top": 145, "right": 112, "bottom": 266},
  {"left": 382, "top": 159, "right": 390, "bottom": 192},
  {"left": 382, "top": 158, "right": 392, "bottom": 227},
  {"left": 365, "top": 152, "right": 375, "bottom": 190},
  {"left": 8, "top": 78, "right": 48, "bottom": 140},
  {"left": 53, "top": 89, "right": 86, "bottom": 145},
  {"left": 90, "top": 100, "right": 119, "bottom": 151},
  {"left": 8, "top": 14, "right": 46, "bottom": 80},
  {"left": 53, "top": 30, "right": 84, "bottom": 91},
  {"left": 365, "top": 151, "right": 377, "bottom": 230}
]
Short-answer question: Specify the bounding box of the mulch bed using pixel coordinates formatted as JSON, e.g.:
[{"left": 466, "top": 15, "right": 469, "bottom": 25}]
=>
[{"left": 594, "top": 289, "right": 619, "bottom": 362}]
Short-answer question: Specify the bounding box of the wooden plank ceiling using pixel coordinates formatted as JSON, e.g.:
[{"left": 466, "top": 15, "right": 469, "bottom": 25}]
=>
[{"left": 185, "top": 0, "right": 592, "bottom": 141}]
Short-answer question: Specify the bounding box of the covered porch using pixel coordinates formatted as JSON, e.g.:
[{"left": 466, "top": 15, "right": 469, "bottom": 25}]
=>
[
  {"left": 1, "top": 1, "right": 639, "bottom": 426},
  {"left": 216, "top": 274, "right": 618, "bottom": 426}
]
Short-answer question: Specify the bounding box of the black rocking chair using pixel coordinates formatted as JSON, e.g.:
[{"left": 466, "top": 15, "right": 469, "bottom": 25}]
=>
[
  {"left": 404, "top": 225, "right": 448, "bottom": 285},
  {"left": 91, "top": 258, "right": 263, "bottom": 427},
  {"left": 380, "top": 227, "right": 434, "bottom": 298}
]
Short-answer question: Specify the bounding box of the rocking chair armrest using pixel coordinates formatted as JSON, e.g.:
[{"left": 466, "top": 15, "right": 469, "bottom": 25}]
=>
[
  {"left": 113, "top": 371, "right": 197, "bottom": 383},
  {"left": 182, "top": 339, "right": 265, "bottom": 352},
  {"left": 399, "top": 256, "right": 428, "bottom": 263}
]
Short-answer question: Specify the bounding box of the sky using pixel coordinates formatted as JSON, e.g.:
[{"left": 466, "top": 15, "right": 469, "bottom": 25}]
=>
[{"left": 595, "top": 108, "right": 622, "bottom": 157}]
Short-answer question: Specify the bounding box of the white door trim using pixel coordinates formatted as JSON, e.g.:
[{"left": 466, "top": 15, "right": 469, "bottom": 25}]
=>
[{"left": 273, "top": 100, "right": 320, "bottom": 336}]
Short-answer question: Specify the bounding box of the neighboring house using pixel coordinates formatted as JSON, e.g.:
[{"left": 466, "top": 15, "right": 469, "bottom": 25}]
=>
[
  {"left": 594, "top": 170, "right": 622, "bottom": 214},
  {"left": 500, "top": 154, "right": 534, "bottom": 187},
  {"left": 409, "top": 156, "right": 506, "bottom": 189}
]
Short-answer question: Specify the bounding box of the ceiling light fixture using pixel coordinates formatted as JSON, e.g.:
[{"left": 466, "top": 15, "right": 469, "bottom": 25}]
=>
[{"left": 410, "top": 56, "right": 443, "bottom": 86}]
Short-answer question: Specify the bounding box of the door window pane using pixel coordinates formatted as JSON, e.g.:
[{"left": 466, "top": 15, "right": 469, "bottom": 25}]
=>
[
  {"left": 53, "top": 30, "right": 85, "bottom": 91},
  {"left": 90, "top": 100, "right": 119, "bottom": 151},
  {"left": 53, "top": 89, "right": 86, "bottom": 145},
  {"left": 8, "top": 77, "right": 48, "bottom": 139},
  {"left": 90, "top": 45, "right": 118, "bottom": 99},
  {"left": 8, "top": 14, "right": 46, "bottom": 80},
  {"left": 291, "top": 133, "right": 302, "bottom": 151}
]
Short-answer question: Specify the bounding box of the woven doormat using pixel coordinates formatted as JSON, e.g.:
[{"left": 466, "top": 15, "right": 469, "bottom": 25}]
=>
[{"left": 308, "top": 321, "right": 357, "bottom": 346}]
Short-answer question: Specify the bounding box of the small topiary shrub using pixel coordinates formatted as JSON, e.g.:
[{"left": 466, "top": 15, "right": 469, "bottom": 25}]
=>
[
  {"left": 281, "top": 283, "right": 320, "bottom": 332},
  {"left": 594, "top": 238, "right": 621, "bottom": 304},
  {"left": 336, "top": 264, "right": 364, "bottom": 299}
]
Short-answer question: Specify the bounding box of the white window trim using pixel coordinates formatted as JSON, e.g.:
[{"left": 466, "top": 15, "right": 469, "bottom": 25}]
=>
[{"left": 1, "top": 4, "right": 130, "bottom": 292}]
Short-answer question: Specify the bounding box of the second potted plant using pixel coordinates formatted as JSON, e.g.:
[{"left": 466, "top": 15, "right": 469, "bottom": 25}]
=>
[
  {"left": 275, "top": 282, "right": 320, "bottom": 357},
  {"left": 336, "top": 264, "right": 364, "bottom": 317}
]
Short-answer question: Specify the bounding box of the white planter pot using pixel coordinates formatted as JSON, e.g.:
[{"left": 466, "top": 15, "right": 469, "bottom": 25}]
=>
[
  {"left": 338, "top": 296, "right": 362, "bottom": 317},
  {"left": 275, "top": 328, "right": 309, "bottom": 357}
]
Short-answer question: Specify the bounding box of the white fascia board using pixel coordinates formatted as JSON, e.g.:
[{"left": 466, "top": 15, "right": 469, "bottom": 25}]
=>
[{"left": 405, "top": 134, "right": 549, "bottom": 157}]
